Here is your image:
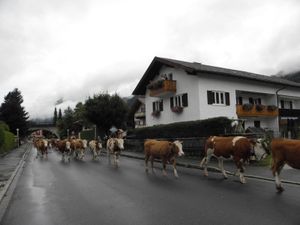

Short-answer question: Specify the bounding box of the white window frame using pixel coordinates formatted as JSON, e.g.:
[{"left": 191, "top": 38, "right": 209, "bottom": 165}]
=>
[{"left": 212, "top": 91, "right": 226, "bottom": 106}]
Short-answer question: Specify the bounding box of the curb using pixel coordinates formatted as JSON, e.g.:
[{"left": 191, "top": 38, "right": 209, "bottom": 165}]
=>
[
  {"left": 0, "top": 144, "right": 31, "bottom": 221},
  {"left": 120, "top": 152, "right": 300, "bottom": 186}
]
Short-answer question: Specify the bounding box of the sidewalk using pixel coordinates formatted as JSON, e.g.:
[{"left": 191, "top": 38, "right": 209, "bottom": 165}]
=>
[
  {"left": 121, "top": 150, "right": 300, "bottom": 185},
  {"left": 0, "top": 144, "right": 30, "bottom": 190}
]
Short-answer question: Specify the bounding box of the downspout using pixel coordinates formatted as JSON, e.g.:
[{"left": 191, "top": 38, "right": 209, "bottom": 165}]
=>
[{"left": 275, "top": 87, "right": 286, "bottom": 137}]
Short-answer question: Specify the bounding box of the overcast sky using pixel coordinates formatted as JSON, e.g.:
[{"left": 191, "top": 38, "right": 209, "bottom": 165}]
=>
[{"left": 1, "top": 0, "right": 300, "bottom": 119}]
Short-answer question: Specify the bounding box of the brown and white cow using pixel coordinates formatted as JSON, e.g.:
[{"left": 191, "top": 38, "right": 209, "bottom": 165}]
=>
[
  {"left": 271, "top": 138, "right": 300, "bottom": 192},
  {"left": 144, "top": 139, "right": 184, "bottom": 178},
  {"left": 89, "top": 140, "right": 102, "bottom": 160},
  {"left": 70, "top": 139, "right": 87, "bottom": 160},
  {"left": 106, "top": 138, "right": 124, "bottom": 167},
  {"left": 52, "top": 139, "right": 72, "bottom": 162},
  {"left": 34, "top": 138, "right": 48, "bottom": 159},
  {"left": 200, "top": 136, "right": 267, "bottom": 183}
]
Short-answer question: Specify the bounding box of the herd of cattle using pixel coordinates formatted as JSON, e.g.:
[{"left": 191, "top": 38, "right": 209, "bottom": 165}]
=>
[
  {"left": 33, "top": 135, "right": 300, "bottom": 193},
  {"left": 33, "top": 137, "right": 124, "bottom": 166}
]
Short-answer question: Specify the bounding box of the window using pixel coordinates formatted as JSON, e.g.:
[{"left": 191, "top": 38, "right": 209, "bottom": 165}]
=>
[
  {"left": 254, "top": 98, "right": 261, "bottom": 105},
  {"left": 280, "top": 100, "right": 284, "bottom": 109},
  {"left": 207, "top": 91, "right": 230, "bottom": 106},
  {"left": 152, "top": 100, "right": 163, "bottom": 112},
  {"left": 237, "top": 97, "right": 243, "bottom": 105},
  {"left": 254, "top": 121, "right": 261, "bottom": 128},
  {"left": 289, "top": 101, "right": 293, "bottom": 109},
  {"left": 170, "top": 93, "right": 188, "bottom": 108},
  {"left": 249, "top": 97, "right": 254, "bottom": 104}
]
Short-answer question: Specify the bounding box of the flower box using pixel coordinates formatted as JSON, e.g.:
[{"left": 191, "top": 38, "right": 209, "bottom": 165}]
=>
[
  {"left": 171, "top": 106, "right": 183, "bottom": 113},
  {"left": 151, "top": 110, "right": 160, "bottom": 117},
  {"left": 242, "top": 103, "right": 253, "bottom": 111}
]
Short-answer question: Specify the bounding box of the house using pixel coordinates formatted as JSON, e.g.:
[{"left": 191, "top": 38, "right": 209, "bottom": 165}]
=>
[
  {"left": 132, "top": 57, "right": 300, "bottom": 137},
  {"left": 126, "top": 96, "right": 146, "bottom": 128}
]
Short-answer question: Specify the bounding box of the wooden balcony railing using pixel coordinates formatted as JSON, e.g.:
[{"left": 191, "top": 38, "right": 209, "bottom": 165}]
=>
[
  {"left": 148, "top": 80, "right": 176, "bottom": 97},
  {"left": 236, "top": 104, "right": 278, "bottom": 117}
]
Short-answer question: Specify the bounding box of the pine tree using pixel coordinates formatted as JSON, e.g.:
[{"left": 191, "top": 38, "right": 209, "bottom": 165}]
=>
[
  {"left": 0, "top": 88, "right": 29, "bottom": 137},
  {"left": 53, "top": 107, "right": 58, "bottom": 125},
  {"left": 58, "top": 108, "right": 62, "bottom": 120}
]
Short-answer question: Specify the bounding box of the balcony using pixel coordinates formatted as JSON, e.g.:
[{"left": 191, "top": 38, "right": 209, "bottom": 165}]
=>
[
  {"left": 279, "top": 109, "right": 300, "bottom": 118},
  {"left": 236, "top": 104, "right": 278, "bottom": 117},
  {"left": 134, "top": 111, "right": 145, "bottom": 119},
  {"left": 147, "top": 80, "right": 176, "bottom": 97}
]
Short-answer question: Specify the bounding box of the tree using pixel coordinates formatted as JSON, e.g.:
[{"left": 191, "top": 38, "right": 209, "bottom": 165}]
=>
[
  {"left": 58, "top": 108, "right": 62, "bottom": 120},
  {"left": 85, "top": 93, "right": 128, "bottom": 134},
  {"left": 0, "top": 88, "right": 29, "bottom": 137},
  {"left": 53, "top": 107, "right": 58, "bottom": 125}
]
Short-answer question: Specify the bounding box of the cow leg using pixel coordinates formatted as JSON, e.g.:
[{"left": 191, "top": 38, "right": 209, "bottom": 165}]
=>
[
  {"left": 97, "top": 149, "right": 101, "bottom": 159},
  {"left": 235, "top": 158, "right": 246, "bottom": 184},
  {"left": 162, "top": 159, "right": 167, "bottom": 176},
  {"left": 80, "top": 149, "right": 84, "bottom": 160},
  {"left": 218, "top": 158, "right": 228, "bottom": 179},
  {"left": 172, "top": 159, "right": 178, "bottom": 178},
  {"left": 204, "top": 154, "right": 212, "bottom": 177},
  {"left": 116, "top": 152, "right": 120, "bottom": 166},
  {"left": 272, "top": 160, "right": 285, "bottom": 192},
  {"left": 61, "top": 152, "right": 65, "bottom": 162},
  {"left": 150, "top": 156, "right": 155, "bottom": 174},
  {"left": 93, "top": 148, "right": 97, "bottom": 160},
  {"left": 145, "top": 155, "right": 149, "bottom": 172}
]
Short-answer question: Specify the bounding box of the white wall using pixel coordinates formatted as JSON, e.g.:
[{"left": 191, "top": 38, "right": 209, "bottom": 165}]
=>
[{"left": 145, "top": 66, "right": 200, "bottom": 126}]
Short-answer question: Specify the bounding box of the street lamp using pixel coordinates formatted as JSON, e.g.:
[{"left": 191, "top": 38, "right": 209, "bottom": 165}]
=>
[{"left": 16, "top": 128, "right": 19, "bottom": 147}]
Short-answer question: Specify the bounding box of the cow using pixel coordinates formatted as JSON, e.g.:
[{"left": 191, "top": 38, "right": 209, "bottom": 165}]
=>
[
  {"left": 89, "top": 140, "right": 102, "bottom": 160},
  {"left": 106, "top": 137, "right": 124, "bottom": 167},
  {"left": 52, "top": 139, "right": 72, "bottom": 162},
  {"left": 271, "top": 138, "right": 300, "bottom": 193},
  {"left": 144, "top": 139, "right": 184, "bottom": 178},
  {"left": 70, "top": 139, "right": 88, "bottom": 160},
  {"left": 34, "top": 138, "right": 48, "bottom": 159},
  {"left": 200, "top": 136, "right": 268, "bottom": 184}
]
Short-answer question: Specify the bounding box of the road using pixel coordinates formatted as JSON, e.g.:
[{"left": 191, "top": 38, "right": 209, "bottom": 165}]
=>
[{"left": 1, "top": 146, "right": 300, "bottom": 225}]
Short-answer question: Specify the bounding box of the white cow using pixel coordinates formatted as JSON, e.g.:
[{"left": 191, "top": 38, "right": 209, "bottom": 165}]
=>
[
  {"left": 106, "top": 138, "right": 124, "bottom": 167},
  {"left": 89, "top": 140, "right": 102, "bottom": 160}
]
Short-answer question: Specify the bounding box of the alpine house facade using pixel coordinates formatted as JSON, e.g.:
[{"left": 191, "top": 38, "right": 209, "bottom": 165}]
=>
[{"left": 132, "top": 57, "right": 300, "bottom": 136}]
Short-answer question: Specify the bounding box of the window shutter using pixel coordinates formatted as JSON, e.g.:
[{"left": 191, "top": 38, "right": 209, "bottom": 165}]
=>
[
  {"left": 159, "top": 100, "right": 163, "bottom": 111},
  {"left": 170, "top": 97, "right": 174, "bottom": 108},
  {"left": 207, "top": 91, "right": 214, "bottom": 105},
  {"left": 182, "top": 93, "right": 188, "bottom": 107},
  {"left": 225, "top": 92, "right": 230, "bottom": 106},
  {"left": 152, "top": 102, "right": 155, "bottom": 112}
]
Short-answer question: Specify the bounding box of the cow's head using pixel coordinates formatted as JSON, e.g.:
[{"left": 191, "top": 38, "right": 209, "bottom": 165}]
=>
[
  {"left": 82, "top": 139, "right": 88, "bottom": 149},
  {"left": 115, "top": 138, "right": 124, "bottom": 150},
  {"left": 173, "top": 140, "right": 184, "bottom": 156},
  {"left": 253, "top": 138, "right": 270, "bottom": 160}
]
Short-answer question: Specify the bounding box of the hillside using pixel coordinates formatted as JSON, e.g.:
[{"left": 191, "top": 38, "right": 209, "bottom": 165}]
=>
[{"left": 280, "top": 71, "right": 300, "bottom": 83}]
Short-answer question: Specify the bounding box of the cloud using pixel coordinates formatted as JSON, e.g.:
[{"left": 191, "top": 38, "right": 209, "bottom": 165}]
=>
[{"left": 0, "top": 0, "right": 300, "bottom": 119}]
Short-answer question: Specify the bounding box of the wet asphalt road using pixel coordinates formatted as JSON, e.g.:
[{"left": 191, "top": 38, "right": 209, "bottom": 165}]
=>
[{"left": 1, "top": 146, "right": 300, "bottom": 225}]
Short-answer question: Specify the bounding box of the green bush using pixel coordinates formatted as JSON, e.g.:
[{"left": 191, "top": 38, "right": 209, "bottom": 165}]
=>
[
  {"left": 0, "top": 127, "right": 4, "bottom": 148},
  {"left": 127, "top": 117, "right": 232, "bottom": 139},
  {"left": 0, "top": 121, "right": 9, "bottom": 131},
  {"left": 80, "top": 129, "right": 95, "bottom": 141},
  {"left": 0, "top": 130, "right": 16, "bottom": 154}
]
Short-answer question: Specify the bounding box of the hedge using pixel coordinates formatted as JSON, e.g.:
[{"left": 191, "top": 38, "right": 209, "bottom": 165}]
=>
[
  {"left": 0, "top": 129, "right": 16, "bottom": 154},
  {"left": 80, "top": 128, "right": 95, "bottom": 141},
  {"left": 127, "top": 117, "right": 232, "bottom": 139}
]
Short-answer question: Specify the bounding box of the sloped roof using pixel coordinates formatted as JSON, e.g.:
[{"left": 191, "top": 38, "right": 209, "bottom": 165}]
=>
[{"left": 132, "top": 56, "right": 300, "bottom": 95}]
